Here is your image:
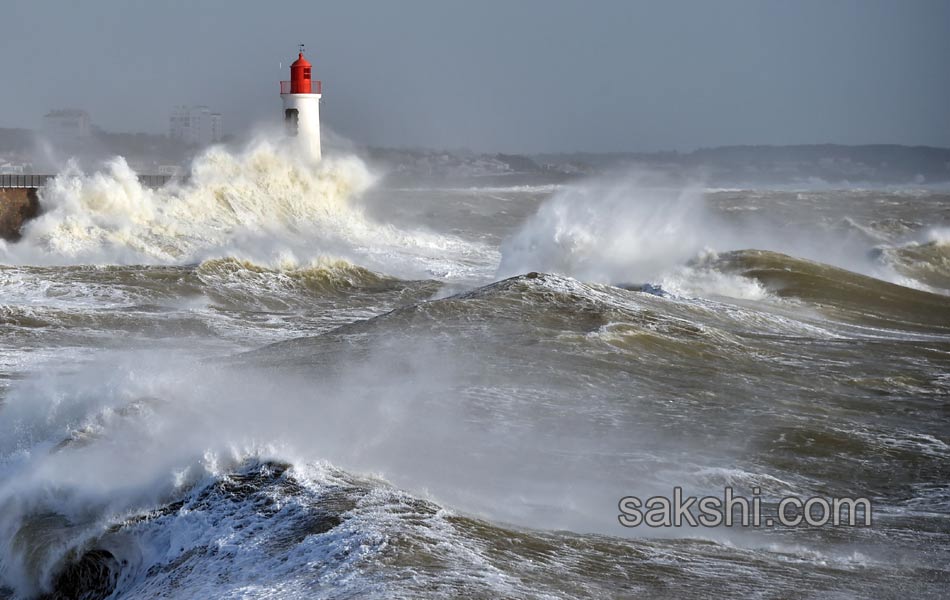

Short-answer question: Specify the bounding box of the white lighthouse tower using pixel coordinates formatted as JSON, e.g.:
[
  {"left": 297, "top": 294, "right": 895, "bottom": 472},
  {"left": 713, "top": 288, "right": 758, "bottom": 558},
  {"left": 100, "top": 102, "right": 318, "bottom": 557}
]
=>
[{"left": 280, "top": 45, "right": 322, "bottom": 160}]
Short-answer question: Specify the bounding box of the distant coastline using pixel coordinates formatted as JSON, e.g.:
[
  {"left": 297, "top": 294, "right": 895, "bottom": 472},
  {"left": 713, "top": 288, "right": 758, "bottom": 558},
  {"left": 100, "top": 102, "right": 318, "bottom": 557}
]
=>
[
  {"left": 2, "top": 126, "right": 949, "bottom": 187},
  {"left": 368, "top": 144, "right": 950, "bottom": 187}
]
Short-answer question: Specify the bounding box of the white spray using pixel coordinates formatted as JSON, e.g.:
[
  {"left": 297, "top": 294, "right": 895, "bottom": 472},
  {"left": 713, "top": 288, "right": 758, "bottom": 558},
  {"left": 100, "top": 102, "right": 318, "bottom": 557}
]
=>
[
  {"left": 0, "top": 136, "right": 491, "bottom": 282},
  {"left": 498, "top": 171, "right": 922, "bottom": 298}
]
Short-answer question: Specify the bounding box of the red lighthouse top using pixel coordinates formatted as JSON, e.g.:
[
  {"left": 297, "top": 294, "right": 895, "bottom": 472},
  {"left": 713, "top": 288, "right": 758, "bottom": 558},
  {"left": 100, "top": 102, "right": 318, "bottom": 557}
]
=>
[
  {"left": 290, "top": 52, "right": 313, "bottom": 94},
  {"left": 280, "top": 45, "right": 322, "bottom": 95},
  {"left": 290, "top": 47, "right": 312, "bottom": 94}
]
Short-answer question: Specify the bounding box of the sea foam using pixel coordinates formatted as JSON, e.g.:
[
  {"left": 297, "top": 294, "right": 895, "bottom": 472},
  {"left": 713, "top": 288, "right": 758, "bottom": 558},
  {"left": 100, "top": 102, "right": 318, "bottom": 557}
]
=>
[{"left": 1, "top": 138, "right": 490, "bottom": 283}]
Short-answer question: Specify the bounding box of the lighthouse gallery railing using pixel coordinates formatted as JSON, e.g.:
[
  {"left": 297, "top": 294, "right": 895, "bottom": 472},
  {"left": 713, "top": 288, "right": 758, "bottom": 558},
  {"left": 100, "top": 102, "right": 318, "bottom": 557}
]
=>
[{"left": 280, "top": 80, "right": 322, "bottom": 94}]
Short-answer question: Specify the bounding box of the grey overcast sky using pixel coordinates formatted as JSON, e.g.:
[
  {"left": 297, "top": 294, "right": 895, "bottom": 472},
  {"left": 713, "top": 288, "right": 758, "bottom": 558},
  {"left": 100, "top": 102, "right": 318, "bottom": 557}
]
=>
[{"left": 1, "top": 0, "right": 948, "bottom": 153}]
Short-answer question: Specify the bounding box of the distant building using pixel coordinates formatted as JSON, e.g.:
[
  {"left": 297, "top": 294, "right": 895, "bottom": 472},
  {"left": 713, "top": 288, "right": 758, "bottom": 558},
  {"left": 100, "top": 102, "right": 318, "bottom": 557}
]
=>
[
  {"left": 157, "top": 164, "right": 183, "bottom": 177},
  {"left": 0, "top": 162, "right": 27, "bottom": 175},
  {"left": 43, "top": 109, "right": 92, "bottom": 141},
  {"left": 169, "top": 106, "right": 223, "bottom": 146}
]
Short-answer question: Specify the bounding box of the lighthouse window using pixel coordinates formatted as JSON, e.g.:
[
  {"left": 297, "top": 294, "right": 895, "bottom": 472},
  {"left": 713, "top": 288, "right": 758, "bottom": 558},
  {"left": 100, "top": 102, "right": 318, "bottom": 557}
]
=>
[
  {"left": 304, "top": 68, "right": 311, "bottom": 78},
  {"left": 285, "top": 109, "right": 299, "bottom": 135}
]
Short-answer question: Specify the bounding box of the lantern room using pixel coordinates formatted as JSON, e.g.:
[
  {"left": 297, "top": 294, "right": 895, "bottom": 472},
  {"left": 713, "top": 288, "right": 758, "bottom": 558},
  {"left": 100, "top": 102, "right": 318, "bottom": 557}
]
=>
[
  {"left": 280, "top": 45, "right": 323, "bottom": 95},
  {"left": 289, "top": 52, "right": 312, "bottom": 94}
]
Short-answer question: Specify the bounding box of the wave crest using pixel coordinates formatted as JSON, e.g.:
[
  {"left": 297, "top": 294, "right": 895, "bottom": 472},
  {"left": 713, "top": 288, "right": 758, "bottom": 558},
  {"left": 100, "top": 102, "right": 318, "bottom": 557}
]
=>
[
  {"left": 196, "top": 256, "right": 411, "bottom": 296},
  {"left": 498, "top": 174, "right": 713, "bottom": 284},
  {"left": 5, "top": 140, "right": 375, "bottom": 266}
]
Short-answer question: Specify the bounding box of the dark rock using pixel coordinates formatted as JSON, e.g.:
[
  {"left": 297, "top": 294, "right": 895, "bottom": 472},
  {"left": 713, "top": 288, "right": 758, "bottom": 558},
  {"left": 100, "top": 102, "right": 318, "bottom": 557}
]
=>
[{"left": 41, "top": 549, "right": 120, "bottom": 600}]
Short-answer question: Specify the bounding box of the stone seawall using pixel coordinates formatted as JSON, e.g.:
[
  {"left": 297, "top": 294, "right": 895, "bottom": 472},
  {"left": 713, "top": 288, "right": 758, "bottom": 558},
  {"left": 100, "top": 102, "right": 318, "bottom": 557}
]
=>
[{"left": 0, "top": 188, "right": 40, "bottom": 241}]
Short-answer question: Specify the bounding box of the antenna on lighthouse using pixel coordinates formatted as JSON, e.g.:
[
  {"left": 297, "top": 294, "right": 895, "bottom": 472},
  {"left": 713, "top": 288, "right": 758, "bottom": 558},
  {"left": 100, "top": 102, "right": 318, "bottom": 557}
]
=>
[{"left": 299, "top": 43, "right": 305, "bottom": 54}]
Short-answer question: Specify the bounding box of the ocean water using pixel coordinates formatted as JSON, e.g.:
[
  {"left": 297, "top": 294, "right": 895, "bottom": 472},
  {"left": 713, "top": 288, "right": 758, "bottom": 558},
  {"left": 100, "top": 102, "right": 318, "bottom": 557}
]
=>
[{"left": 0, "top": 139, "right": 948, "bottom": 599}]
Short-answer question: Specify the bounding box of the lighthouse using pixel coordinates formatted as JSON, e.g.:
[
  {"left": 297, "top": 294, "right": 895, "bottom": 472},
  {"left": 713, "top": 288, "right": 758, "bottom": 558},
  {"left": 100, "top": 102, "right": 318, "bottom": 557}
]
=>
[{"left": 280, "top": 45, "right": 322, "bottom": 160}]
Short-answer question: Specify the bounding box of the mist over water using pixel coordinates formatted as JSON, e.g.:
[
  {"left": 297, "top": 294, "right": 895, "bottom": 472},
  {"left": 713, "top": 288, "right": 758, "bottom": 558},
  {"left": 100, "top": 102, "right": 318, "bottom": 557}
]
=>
[
  {"left": 497, "top": 172, "right": 935, "bottom": 299},
  {"left": 0, "top": 132, "right": 949, "bottom": 598},
  {"left": 498, "top": 174, "right": 713, "bottom": 284}
]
